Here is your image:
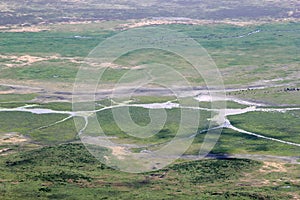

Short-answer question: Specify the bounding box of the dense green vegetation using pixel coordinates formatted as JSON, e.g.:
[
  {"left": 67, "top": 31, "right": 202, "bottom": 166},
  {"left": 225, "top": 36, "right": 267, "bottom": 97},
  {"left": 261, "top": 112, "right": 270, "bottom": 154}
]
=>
[
  {"left": 36, "top": 102, "right": 73, "bottom": 111},
  {"left": 0, "top": 61, "right": 79, "bottom": 82},
  {"left": 0, "top": 31, "right": 113, "bottom": 57},
  {"left": 88, "top": 107, "right": 211, "bottom": 145},
  {"left": 169, "top": 22, "right": 300, "bottom": 68},
  {"left": 228, "top": 111, "right": 300, "bottom": 144},
  {"left": 188, "top": 110, "right": 300, "bottom": 156},
  {"left": 187, "top": 128, "right": 300, "bottom": 156},
  {"left": 1, "top": 143, "right": 298, "bottom": 200}
]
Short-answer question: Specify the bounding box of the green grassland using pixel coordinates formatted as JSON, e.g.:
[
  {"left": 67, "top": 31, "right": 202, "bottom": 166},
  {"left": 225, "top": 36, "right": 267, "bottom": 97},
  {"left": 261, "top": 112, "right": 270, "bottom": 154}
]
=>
[
  {"left": 228, "top": 111, "right": 300, "bottom": 144},
  {"left": 0, "top": 61, "right": 79, "bottom": 82},
  {"left": 0, "top": 107, "right": 299, "bottom": 200},
  {"left": 0, "top": 93, "right": 37, "bottom": 103},
  {"left": 128, "top": 96, "right": 247, "bottom": 109},
  {"left": 164, "top": 22, "right": 300, "bottom": 67},
  {"left": 228, "top": 86, "right": 300, "bottom": 106},
  {"left": 0, "top": 22, "right": 299, "bottom": 92},
  {"left": 0, "top": 99, "right": 104, "bottom": 111},
  {"left": 0, "top": 31, "right": 113, "bottom": 57},
  {"left": 0, "top": 143, "right": 299, "bottom": 200},
  {"left": 0, "top": 104, "right": 299, "bottom": 156},
  {"left": 1, "top": 16, "right": 300, "bottom": 200},
  {"left": 83, "top": 107, "right": 211, "bottom": 146},
  {"left": 0, "top": 112, "right": 83, "bottom": 145},
  {"left": 0, "top": 94, "right": 246, "bottom": 110},
  {"left": 35, "top": 102, "right": 73, "bottom": 111},
  {"left": 187, "top": 128, "right": 300, "bottom": 156},
  {"left": 187, "top": 110, "right": 300, "bottom": 157},
  {"left": 183, "top": 110, "right": 300, "bottom": 156}
]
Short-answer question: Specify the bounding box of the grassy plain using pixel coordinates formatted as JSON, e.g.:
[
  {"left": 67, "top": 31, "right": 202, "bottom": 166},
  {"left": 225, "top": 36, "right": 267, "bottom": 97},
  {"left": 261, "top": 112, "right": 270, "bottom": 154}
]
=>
[
  {"left": 0, "top": 104, "right": 299, "bottom": 156},
  {"left": 0, "top": 15, "right": 300, "bottom": 199},
  {"left": 0, "top": 143, "right": 299, "bottom": 200},
  {"left": 0, "top": 112, "right": 83, "bottom": 145},
  {"left": 0, "top": 22, "right": 299, "bottom": 98},
  {"left": 228, "top": 111, "right": 300, "bottom": 144}
]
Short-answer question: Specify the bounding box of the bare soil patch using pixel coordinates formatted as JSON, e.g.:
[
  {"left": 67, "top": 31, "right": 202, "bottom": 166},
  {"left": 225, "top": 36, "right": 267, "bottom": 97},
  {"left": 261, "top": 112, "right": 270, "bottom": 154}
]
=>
[
  {"left": 0, "top": 133, "right": 28, "bottom": 145},
  {"left": 0, "top": 54, "right": 83, "bottom": 68},
  {"left": 259, "top": 161, "right": 287, "bottom": 173},
  {"left": 0, "top": 26, "right": 49, "bottom": 33},
  {"left": 110, "top": 146, "right": 127, "bottom": 159},
  {"left": 117, "top": 18, "right": 300, "bottom": 30}
]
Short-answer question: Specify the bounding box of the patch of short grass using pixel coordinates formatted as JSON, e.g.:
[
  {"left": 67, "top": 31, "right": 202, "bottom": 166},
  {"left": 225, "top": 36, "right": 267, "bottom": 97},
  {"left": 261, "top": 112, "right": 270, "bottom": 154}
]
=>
[
  {"left": 0, "top": 112, "right": 84, "bottom": 144},
  {"left": 228, "top": 111, "right": 300, "bottom": 144},
  {"left": 0, "top": 93, "right": 37, "bottom": 103}
]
